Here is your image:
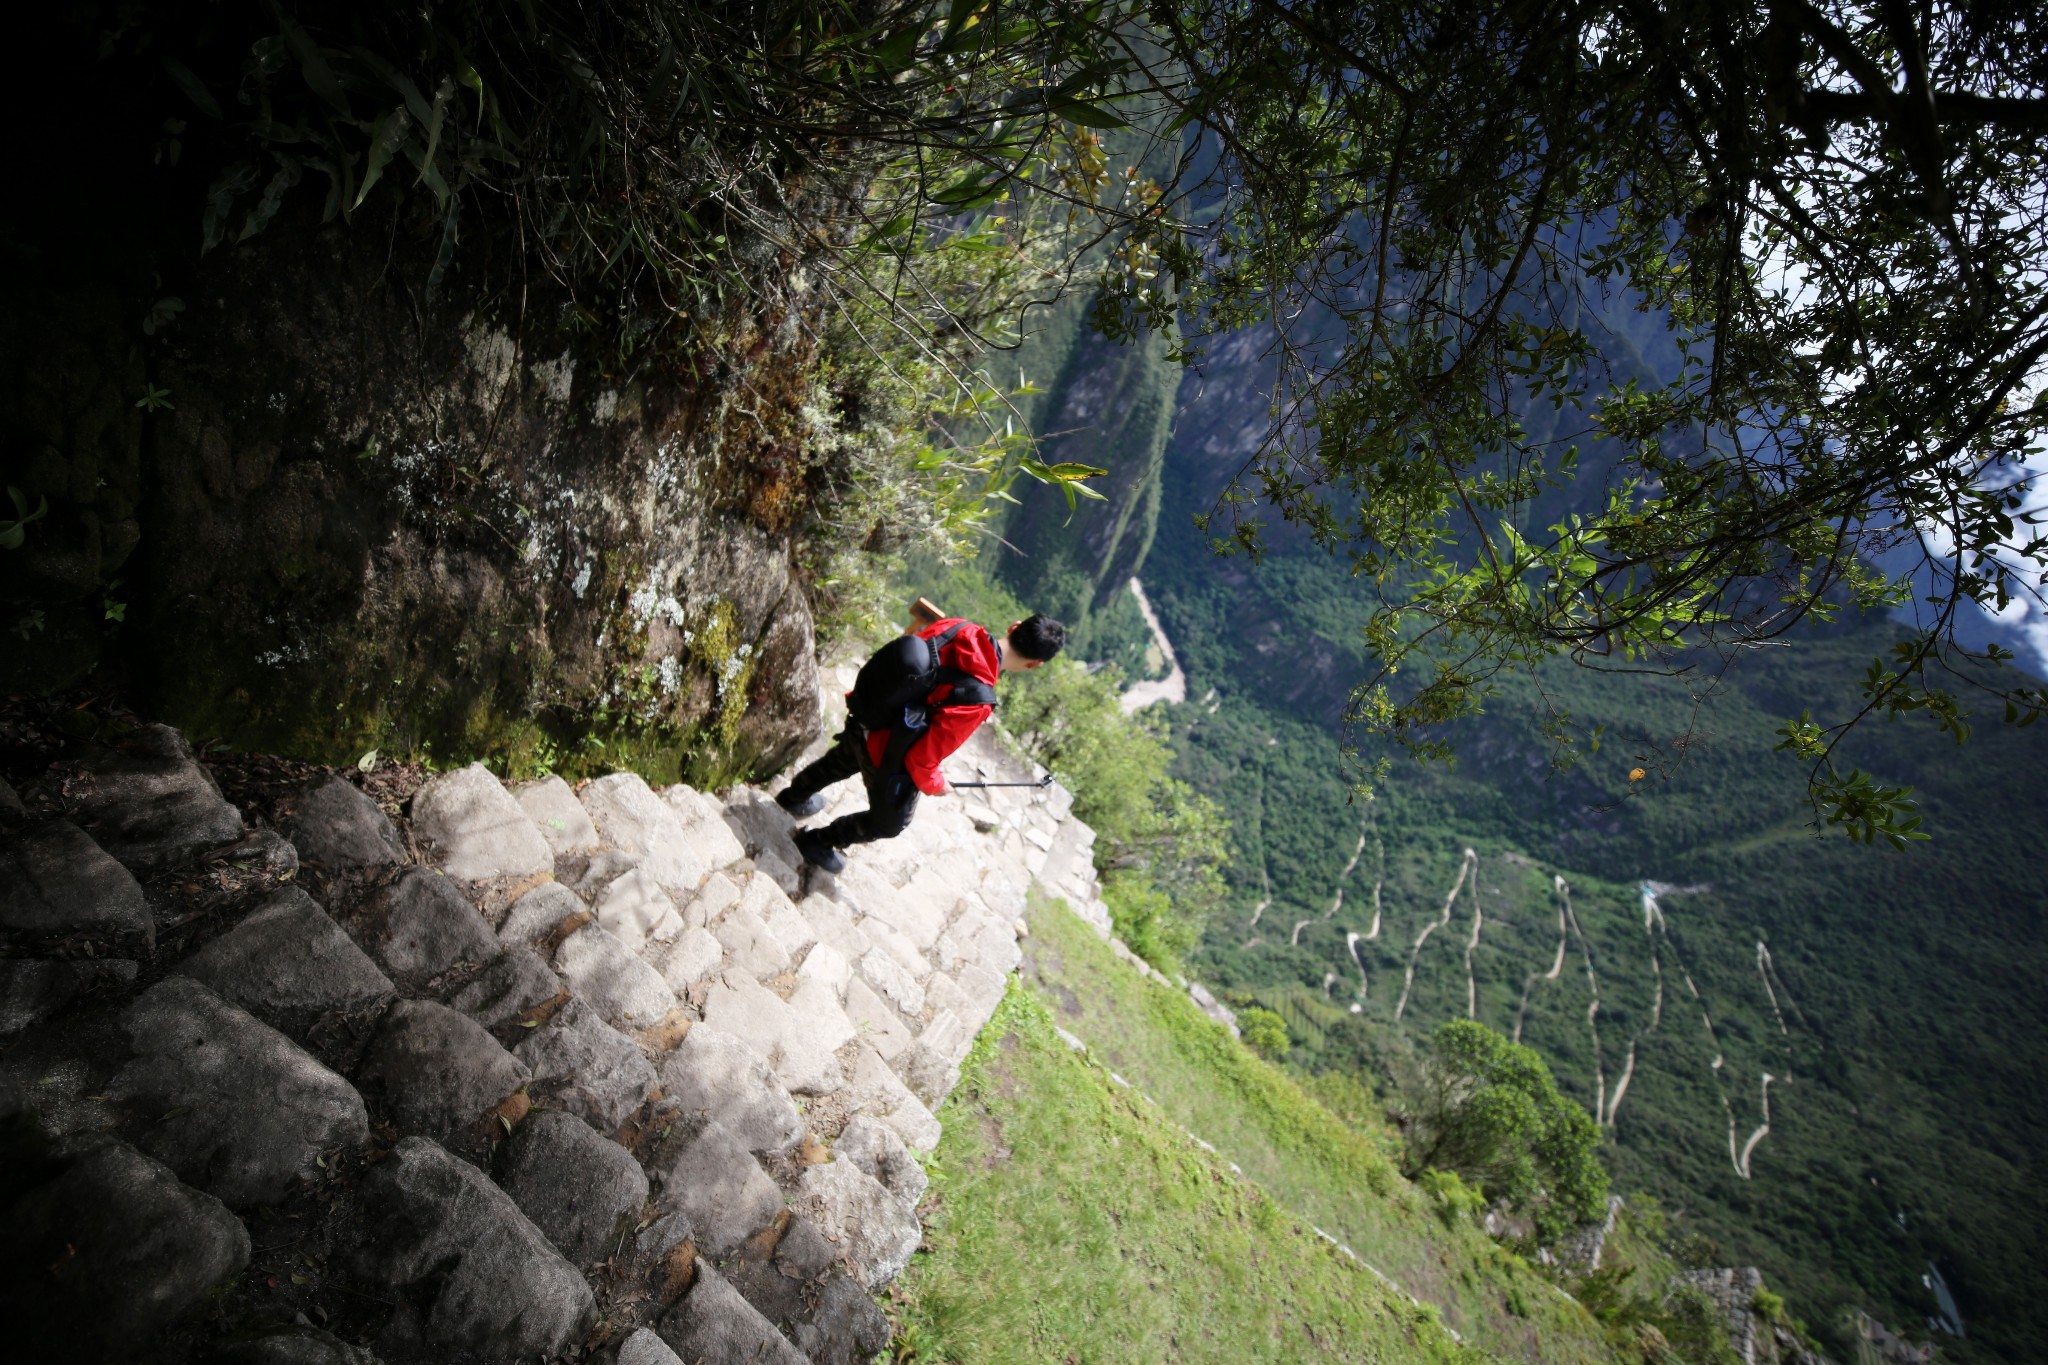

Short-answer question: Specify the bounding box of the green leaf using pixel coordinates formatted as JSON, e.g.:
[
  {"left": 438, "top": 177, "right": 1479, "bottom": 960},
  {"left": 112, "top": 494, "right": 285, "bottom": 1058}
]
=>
[
  {"left": 871, "top": 24, "right": 923, "bottom": 72},
  {"left": 351, "top": 107, "right": 412, "bottom": 212},
  {"left": 1, "top": 486, "right": 49, "bottom": 550},
  {"left": 161, "top": 57, "right": 222, "bottom": 119},
  {"left": 349, "top": 46, "right": 434, "bottom": 125},
  {"left": 1053, "top": 98, "right": 1131, "bottom": 130},
  {"left": 937, "top": 0, "right": 981, "bottom": 53},
  {"left": 1044, "top": 461, "right": 1109, "bottom": 480},
  {"left": 930, "top": 173, "right": 1001, "bottom": 206},
  {"left": 237, "top": 157, "right": 302, "bottom": 243},
  {"left": 416, "top": 76, "right": 455, "bottom": 200},
  {"left": 202, "top": 161, "right": 260, "bottom": 252},
  {"left": 276, "top": 15, "right": 351, "bottom": 116}
]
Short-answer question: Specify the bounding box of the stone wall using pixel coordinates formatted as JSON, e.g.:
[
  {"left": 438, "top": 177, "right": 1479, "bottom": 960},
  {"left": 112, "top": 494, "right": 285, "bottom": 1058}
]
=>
[
  {"left": 1673, "top": 1267, "right": 1840, "bottom": 1365},
  {"left": 0, "top": 667, "right": 1128, "bottom": 1364},
  {"left": 2, "top": 204, "right": 827, "bottom": 780}
]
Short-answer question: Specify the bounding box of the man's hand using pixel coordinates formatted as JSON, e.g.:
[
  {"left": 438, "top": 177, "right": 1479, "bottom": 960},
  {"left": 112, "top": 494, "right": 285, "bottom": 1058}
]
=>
[{"left": 923, "top": 773, "right": 950, "bottom": 797}]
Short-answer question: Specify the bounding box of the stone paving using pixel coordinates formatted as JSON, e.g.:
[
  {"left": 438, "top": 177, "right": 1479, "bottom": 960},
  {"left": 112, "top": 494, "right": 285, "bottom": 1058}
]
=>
[{"left": 0, "top": 671, "right": 1230, "bottom": 1364}]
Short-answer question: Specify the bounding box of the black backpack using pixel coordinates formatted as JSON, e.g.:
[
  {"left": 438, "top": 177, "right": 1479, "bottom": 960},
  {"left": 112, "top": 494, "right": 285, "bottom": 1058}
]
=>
[{"left": 847, "top": 622, "right": 997, "bottom": 734}]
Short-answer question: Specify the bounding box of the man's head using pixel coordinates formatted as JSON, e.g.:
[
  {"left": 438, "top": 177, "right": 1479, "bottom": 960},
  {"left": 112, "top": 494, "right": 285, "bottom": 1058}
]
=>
[{"left": 1003, "top": 614, "right": 1066, "bottom": 672}]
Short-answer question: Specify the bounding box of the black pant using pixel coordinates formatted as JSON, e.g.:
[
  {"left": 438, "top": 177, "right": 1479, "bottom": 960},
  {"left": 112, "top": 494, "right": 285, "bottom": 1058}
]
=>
[{"left": 784, "top": 724, "right": 921, "bottom": 847}]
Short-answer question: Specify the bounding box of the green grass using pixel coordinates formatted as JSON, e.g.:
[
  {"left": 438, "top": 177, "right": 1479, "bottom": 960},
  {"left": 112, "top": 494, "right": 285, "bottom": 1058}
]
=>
[
  {"left": 896, "top": 981, "right": 1493, "bottom": 1365},
  {"left": 893, "top": 891, "right": 1626, "bottom": 1365}
]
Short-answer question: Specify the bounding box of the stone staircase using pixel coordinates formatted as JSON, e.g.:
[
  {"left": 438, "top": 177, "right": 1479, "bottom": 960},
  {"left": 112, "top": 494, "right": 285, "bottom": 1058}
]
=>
[{"left": 0, "top": 687, "right": 1123, "bottom": 1365}]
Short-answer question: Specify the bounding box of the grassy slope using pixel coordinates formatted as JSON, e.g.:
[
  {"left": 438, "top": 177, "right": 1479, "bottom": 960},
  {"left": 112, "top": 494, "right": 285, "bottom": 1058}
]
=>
[{"left": 894, "top": 891, "right": 1625, "bottom": 1365}]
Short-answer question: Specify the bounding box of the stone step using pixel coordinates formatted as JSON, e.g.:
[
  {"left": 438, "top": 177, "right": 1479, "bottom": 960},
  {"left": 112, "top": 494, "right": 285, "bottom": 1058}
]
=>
[{"left": 0, "top": 711, "right": 1120, "bottom": 1364}]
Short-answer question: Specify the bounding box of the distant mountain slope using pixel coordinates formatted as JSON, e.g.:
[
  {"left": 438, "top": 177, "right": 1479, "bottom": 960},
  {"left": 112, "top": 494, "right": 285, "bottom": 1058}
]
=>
[
  {"left": 1138, "top": 413, "right": 2048, "bottom": 1363},
  {"left": 977, "top": 232, "right": 2044, "bottom": 1360}
]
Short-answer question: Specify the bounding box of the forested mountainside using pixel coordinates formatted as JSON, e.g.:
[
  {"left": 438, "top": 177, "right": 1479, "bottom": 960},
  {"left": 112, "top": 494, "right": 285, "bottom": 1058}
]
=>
[{"left": 979, "top": 308, "right": 2048, "bottom": 1364}]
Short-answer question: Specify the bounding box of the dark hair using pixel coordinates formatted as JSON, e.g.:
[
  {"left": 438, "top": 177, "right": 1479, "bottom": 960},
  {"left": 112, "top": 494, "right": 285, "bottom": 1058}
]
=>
[{"left": 1008, "top": 614, "right": 1066, "bottom": 661}]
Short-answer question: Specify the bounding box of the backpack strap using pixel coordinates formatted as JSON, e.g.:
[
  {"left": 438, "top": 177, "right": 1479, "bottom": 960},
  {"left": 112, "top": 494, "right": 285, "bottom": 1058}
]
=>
[
  {"left": 877, "top": 706, "right": 927, "bottom": 778},
  {"left": 922, "top": 622, "right": 997, "bottom": 710}
]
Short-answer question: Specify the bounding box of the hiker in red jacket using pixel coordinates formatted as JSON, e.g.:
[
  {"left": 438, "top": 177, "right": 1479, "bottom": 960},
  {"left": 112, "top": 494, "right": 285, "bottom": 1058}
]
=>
[{"left": 777, "top": 614, "right": 1065, "bottom": 873}]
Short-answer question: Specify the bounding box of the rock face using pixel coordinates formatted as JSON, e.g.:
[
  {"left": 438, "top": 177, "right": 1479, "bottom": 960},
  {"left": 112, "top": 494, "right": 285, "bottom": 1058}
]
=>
[
  {"left": 659, "top": 1263, "right": 809, "bottom": 1365},
  {"left": 793, "top": 1157, "right": 925, "bottom": 1288},
  {"left": 203, "top": 1325, "right": 381, "bottom": 1365},
  {"left": 447, "top": 947, "right": 561, "bottom": 1028},
  {"left": 111, "top": 977, "right": 369, "bottom": 1207},
  {"left": 703, "top": 971, "right": 845, "bottom": 1096},
  {"left": 660, "top": 1024, "right": 803, "bottom": 1154},
  {"left": 0, "top": 708, "right": 1152, "bottom": 1363},
  {"left": 579, "top": 773, "right": 713, "bottom": 891},
  {"left": 497, "top": 880, "right": 586, "bottom": 947},
  {"left": 593, "top": 866, "right": 686, "bottom": 951},
  {"left": 352, "top": 1137, "right": 595, "bottom": 1358},
  {"left": 174, "top": 888, "right": 394, "bottom": 1038},
  {"left": 361, "top": 1000, "right": 530, "bottom": 1139},
  {"left": 615, "top": 1327, "right": 685, "bottom": 1365},
  {"left": 515, "top": 777, "right": 602, "bottom": 855},
  {"left": 836, "top": 1115, "right": 929, "bottom": 1208},
  {"left": 1670, "top": 1266, "right": 1817, "bottom": 1365},
  {"left": 0, "top": 957, "right": 136, "bottom": 1036},
  {"left": 652, "top": 1118, "right": 787, "bottom": 1257},
  {"left": 555, "top": 921, "right": 678, "bottom": 1026},
  {"left": 1, "top": 172, "right": 832, "bottom": 771},
  {"left": 359, "top": 869, "right": 499, "bottom": 989},
  {"left": 2, "top": 1139, "right": 252, "bottom": 1360},
  {"left": 515, "top": 997, "right": 659, "bottom": 1133}
]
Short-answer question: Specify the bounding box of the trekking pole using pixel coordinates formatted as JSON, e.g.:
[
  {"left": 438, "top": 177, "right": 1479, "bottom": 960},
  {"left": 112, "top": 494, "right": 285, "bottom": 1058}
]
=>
[{"left": 947, "top": 774, "right": 1055, "bottom": 790}]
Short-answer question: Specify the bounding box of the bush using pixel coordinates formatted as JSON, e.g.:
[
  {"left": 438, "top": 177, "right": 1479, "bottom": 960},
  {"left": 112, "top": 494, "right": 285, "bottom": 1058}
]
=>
[
  {"left": 1000, "top": 653, "right": 1231, "bottom": 972},
  {"left": 1418, "top": 1168, "right": 1488, "bottom": 1230},
  {"left": 1396, "top": 1020, "right": 1609, "bottom": 1241},
  {"left": 1239, "top": 1006, "right": 1290, "bottom": 1059}
]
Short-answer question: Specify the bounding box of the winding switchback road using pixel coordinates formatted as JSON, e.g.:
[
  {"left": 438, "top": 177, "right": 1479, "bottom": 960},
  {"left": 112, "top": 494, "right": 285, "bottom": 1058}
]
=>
[{"left": 1119, "top": 578, "right": 1187, "bottom": 714}]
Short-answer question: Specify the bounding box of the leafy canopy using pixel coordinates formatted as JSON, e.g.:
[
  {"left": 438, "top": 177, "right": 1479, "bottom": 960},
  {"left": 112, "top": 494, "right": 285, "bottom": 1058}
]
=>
[
  {"left": 1086, "top": 0, "right": 2048, "bottom": 836},
  {"left": 1398, "top": 1020, "right": 1608, "bottom": 1240}
]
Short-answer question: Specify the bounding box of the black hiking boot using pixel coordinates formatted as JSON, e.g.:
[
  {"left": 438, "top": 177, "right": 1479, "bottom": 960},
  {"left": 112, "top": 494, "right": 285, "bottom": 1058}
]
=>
[
  {"left": 792, "top": 827, "right": 846, "bottom": 874},
  {"left": 776, "top": 788, "right": 826, "bottom": 819}
]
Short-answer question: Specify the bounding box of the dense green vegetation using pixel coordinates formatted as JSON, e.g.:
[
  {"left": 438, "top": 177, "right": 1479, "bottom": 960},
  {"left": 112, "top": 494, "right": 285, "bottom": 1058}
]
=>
[
  {"left": 1124, "top": 436, "right": 2048, "bottom": 1362},
  {"left": 1398, "top": 1021, "right": 1609, "bottom": 1241}
]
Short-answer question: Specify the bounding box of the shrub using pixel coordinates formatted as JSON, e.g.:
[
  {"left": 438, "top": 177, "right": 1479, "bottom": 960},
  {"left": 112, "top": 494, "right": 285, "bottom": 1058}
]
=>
[
  {"left": 1418, "top": 1168, "right": 1488, "bottom": 1230},
  {"left": 1239, "top": 1007, "right": 1289, "bottom": 1059},
  {"left": 1396, "top": 1019, "right": 1608, "bottom": 1241},
  {"left": 1001, "top": 653, "right": 1231, "bottom": 972}
]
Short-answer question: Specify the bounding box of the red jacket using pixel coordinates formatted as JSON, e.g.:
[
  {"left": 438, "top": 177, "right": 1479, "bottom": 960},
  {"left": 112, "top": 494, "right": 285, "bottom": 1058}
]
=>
[{"left": 862, "top": 618, "right": 999, "bottom": 796}]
